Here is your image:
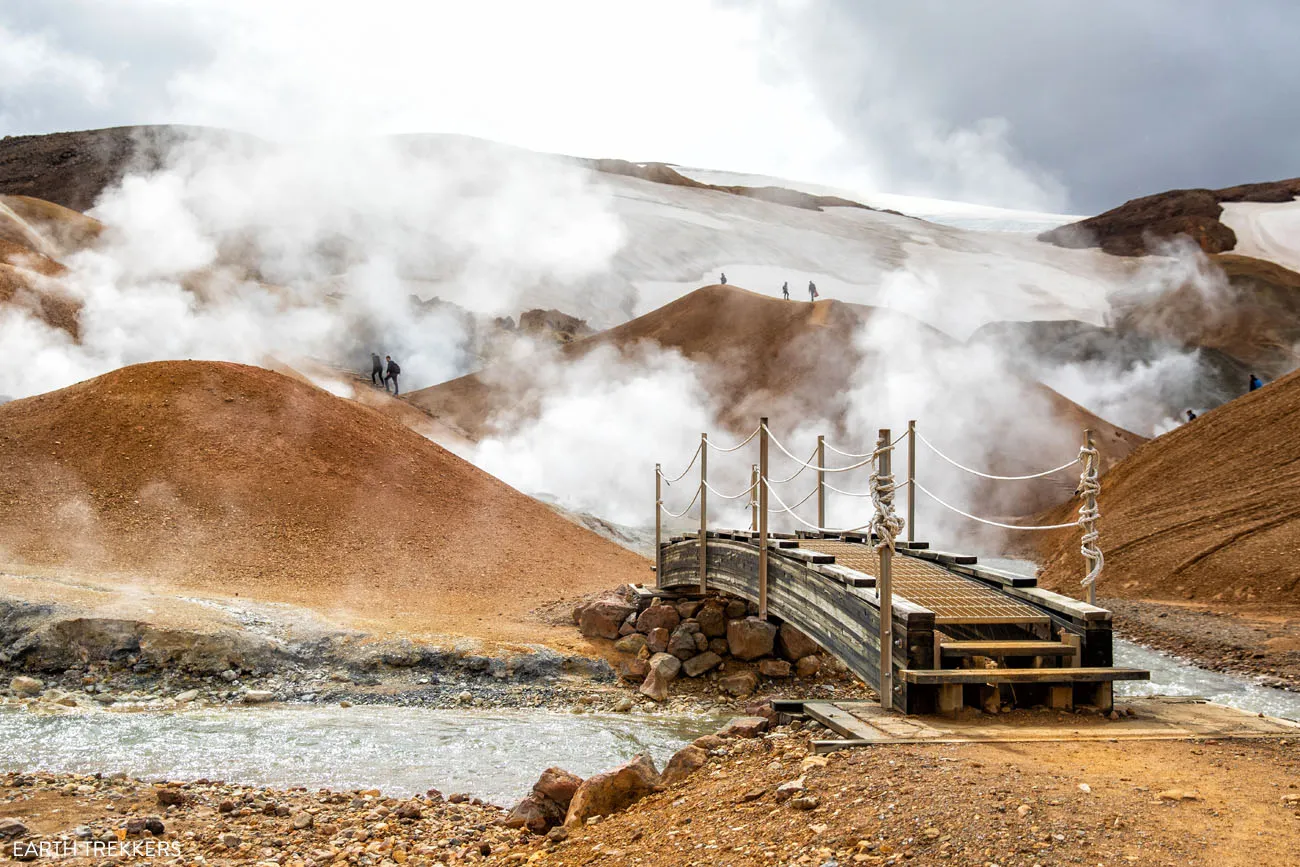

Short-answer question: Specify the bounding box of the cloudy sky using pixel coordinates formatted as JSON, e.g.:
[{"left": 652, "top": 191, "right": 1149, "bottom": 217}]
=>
[{"left": 0, "top": 0, "right": 1293, "bottom": 213}]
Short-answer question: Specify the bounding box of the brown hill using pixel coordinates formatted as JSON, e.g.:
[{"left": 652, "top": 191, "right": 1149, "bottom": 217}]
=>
[
  {"left": 1033, "top": 368, "right": 1300, "bottom": 605},
  {"left": 410, "top": 285, "right": 1142, "bottom": 515},
  {"left": 1112, "top": 253, "right": 1300, "bottom": 379},
  {"left": 1039, "top": 178, "right": 1300, "bottom": 256},
  {"left": 0, "top": 361, "right": 648, "bottom": 643}
]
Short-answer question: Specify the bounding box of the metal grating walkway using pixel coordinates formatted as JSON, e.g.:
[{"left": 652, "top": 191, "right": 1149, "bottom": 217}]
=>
[{"left": 796, "top": 540, "right": 1048, "bottom": 624}]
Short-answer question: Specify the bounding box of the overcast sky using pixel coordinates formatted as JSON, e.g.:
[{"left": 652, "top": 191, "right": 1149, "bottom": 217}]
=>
[{"left": 0, "top": 0, "right": 1294, "bottom": 214}]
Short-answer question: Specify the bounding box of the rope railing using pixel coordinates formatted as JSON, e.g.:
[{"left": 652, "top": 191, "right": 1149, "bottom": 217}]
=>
[
  {"left": 703, "top": 478, "right": 759, "bottom": 501},
  {"left": 915, "top": 430, "right": 1079, "bottom": 480},
  {"left": 661, "top": 442, "right": 702, "bottom": 485},
  {"left": 704, "top": 424, "right": 761, "bottom": 453},
  {"left": 655, "top": 418, "right": 1105, "bottom": 611},
  {"left": 763, "top": 424, "right": 875, "bottom": 473},
  {"left": 658, "top": 482, "right": 702, "bottom": 518}
]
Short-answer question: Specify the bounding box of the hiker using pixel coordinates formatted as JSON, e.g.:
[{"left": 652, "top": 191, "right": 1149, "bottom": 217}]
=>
[
  {"left": 384, "top": 355, "right": 401, "bottom": 395},
  {"left": 781, "top": 281, "right": 789, "bottom": 300},
  {"left": 1249, "top": 373, "right": 1262, "bottom": 392},
  {"left": 720, "top": 272, "right": 727, "bottom": 285},
  {"left": 1185, "top": 409, "right": 1197, "bottom": 422},
  {"left": 808, "top": 280, "right": 818, "bottom": 301},
  {"left": 370, "top": 352, "right": 383, "bottom": 385}
]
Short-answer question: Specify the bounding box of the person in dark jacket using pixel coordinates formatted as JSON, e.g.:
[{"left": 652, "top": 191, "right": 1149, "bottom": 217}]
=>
[
  {"left": 370, "top": 352, "right": 383, "bottom": 385},
  {"left": 384, "top": 355, "right": 401, "bottom": 395},
  {"left": 1249, "top": 373, "right": 1262, "bottom": 391},
  {"left": 808, "top": 280, "right": 818, "bottom": 301},
  {"left": 781, "top": 281, "right": 789, "bottom": 300},
  {"left": 1185, "top": 409, "right": 1197, "bottom": 422},
  {"left": 720, "top": 272, "right": 727, "bottom": 285}
]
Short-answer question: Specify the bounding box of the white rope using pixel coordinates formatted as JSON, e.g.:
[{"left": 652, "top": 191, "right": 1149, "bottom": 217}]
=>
[
  {"left": 869, "top": 444, "right": 905, "bottom": 552},
  {"left": 824, "top": 481, "right": 876, "bottom": 498},
  {"left": 914, "top": 430, "right": 1079, "bottom": 481},
  {"left": 763, "top": 425, "right": 875, "bottom": 473},
  {"left": 764, "top": 481, "right": 874, "bottom": 533},
  {"left": 911, "top": 480, "right": 1080, "bottom": 531},
  {"left": 703, "top": 478, "right": 759, "bottom": 501},
  {"left": 764, "top": 484, "right": 818, "bottom": 514},
  {"left": 658, "top": 483, "right": 703, "bottom": 518},
  {"left": 766, "top": 448, "right": 819, "bottom": 485},
  {"left": 705, "top": 425, "right": 761, "bottom": 453},
  {"left": 1077, "top": 444, "right": 1103, "bottom": 589},
  {"left": 661, "top": 443, "right": 702, "bottom": 485},
  {"left": 823, "top": 441, "right": 874, "bottom": 459}
]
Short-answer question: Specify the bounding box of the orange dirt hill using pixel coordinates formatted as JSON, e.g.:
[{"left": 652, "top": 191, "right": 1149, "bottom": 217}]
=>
[
  {"left": 1034, "top": 366, "right": 1300, "bottom": 606},
  {"left": 0, "top": 361, "right": 649, "bottom": 644}
]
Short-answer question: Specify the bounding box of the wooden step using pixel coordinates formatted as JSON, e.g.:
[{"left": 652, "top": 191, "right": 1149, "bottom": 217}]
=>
[
  {"left": 901, "top": 667, "right": 1149, "bottom": 685},
  {"left": 939, "top": 640, "right": 1077, "bottom": 659}
]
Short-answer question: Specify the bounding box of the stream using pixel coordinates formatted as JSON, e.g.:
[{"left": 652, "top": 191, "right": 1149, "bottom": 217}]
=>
[{"left": 0, "top": 706, "right": 718, "bottom": 805}]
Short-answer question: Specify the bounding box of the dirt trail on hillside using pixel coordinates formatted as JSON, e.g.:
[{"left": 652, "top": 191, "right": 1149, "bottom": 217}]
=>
[{"left": 0, "top": 361, "right": 648, "bottom": 644}]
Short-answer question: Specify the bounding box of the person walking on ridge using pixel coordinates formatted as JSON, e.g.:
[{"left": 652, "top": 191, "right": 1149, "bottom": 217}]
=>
[
  {"left": 1185, "top": 409, "right": 1197, "bottom": 422},
  {"left": 808, "top": 280, "right": 818, "bottom": 301},
  {"left": 384, "top": 355, "right": 401, "bottom": 395},
  {"left": 720, "top": 272, "right": 727, "bottom": 285},
  {"left": 1249, "top": 373, "right": 1262, "bottom": 392},
  {"left": 782, "top": 281, "right": 789, "bottom": 300},
  {"left": 370, "top": 352, "right": 383, "bottom": 385}
]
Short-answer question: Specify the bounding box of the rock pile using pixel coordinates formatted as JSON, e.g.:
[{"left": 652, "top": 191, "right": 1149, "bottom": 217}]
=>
[{"left": 573, "top": 591, "right": 827, "bottom": 702}]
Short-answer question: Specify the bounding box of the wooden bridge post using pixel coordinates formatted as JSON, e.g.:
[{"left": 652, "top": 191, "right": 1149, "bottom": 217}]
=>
[
  {"left": 655, "top": 463, "right": 663, "bottom": 587},
  {"left": 758, "top": 417, "right": 769, "bottom": 619},
  {"left": 878, "top": 428, "right": 894, "bottom": 710},
  {"left": 699, "top": 433, "right": 708, "bottom": 593},
  {"left": 907, "top": 420, "right": 916, "bottom": 543},
  {"left": 816, "top": 435, "right": 826, "bottom": 532},
  {"left": 750, "top": 464, "right": 759, "bottom": 532},
  {"left": 1084, "top": 428, "right": 1097, "bottom": 606}
]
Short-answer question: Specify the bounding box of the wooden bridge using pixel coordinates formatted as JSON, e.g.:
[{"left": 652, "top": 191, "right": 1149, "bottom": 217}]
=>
[{"left": 654, "top": 419, "right": 1148, "bottom": 715}]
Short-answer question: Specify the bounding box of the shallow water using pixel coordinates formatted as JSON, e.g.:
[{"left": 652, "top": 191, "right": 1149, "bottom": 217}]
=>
[
  {"left": 0, "top": 705, "right": 718, "bottom": 805},
  {"left": 1114, "top": 640, "right": 1300, "bottom": 721}
]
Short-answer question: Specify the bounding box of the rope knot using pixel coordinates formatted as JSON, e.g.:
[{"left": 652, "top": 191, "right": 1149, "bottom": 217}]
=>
[
  {"left": 1076, "top": 444, "right": 1103, "bottom": 588},
  {"left": 869, "top": 446, "right": 905, "bottom": 552}
]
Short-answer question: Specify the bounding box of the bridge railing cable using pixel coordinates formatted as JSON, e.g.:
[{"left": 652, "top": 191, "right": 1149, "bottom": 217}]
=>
[
  {"left": 661, "top": 442, "right": 702, "bottom": 485},
  {"left": 704, "top": 425, "right": 761, "bottom": 453},
  {"left": 703, "top": 478, "right": 759, "bottom": 501},
  {"left": 914, "top": 430, "right": 1079, "bottom": 480},
  {"left": 763, "top": 424, "right": 874, "bottom": 473},
  {"left": 658, "top": 482, "right": 703, "bottom": 518}
]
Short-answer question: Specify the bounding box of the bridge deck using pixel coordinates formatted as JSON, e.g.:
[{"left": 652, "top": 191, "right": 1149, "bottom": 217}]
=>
[{"left": 797, "top": 540, "right": 1047, "bottom": 624}]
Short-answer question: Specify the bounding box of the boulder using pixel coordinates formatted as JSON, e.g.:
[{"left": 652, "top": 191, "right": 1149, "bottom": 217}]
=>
[
  {"left": 617, "top": 658, "right": 649, "bottom": 683},
  {"left": 692, "top": 734, "right": 725, "bottom": 751},
  {"left": 718, "top": 716, "right": 770, "bottom": 738},
  {"left": 676, "top": 600, "right": 703, "bottom": 619},
  {"left": 692, "top": 632, "right": 709, "bottom": 652},
  {"left": 565, "top": 754, "right": 661, "bottom": 826},
  {"left": 725, "top": 600, "right": 748, "bottom": 619},
  {"left": 744, "top": 699, "right": 778, "bottom": 724},
  {"left": 533, "top": 767, "right": 583, "bottom": 809},
  {"left": 618, "top": 621, "right": 637, "bottom": 637},
  {"left": 614, "top": 634, "right": 647, "bottom": 655},
  {"left": 661, "top": 745, "right": 708, "bottom": 786},
  {"left": 9, "top": 676, "right": 43, "bottom": 696},
  {"left": 667, "top": 626, "right": 698, "bottom": 660},
  {"left": 727, "top": 617, "right": 778, "bottom": 660},
  {"left": 645, "top": 628, "right": 670, "bottom": 654},
  {"left": 635, "top": 603, "right": 680, "bottom": 634},
  {"left": 155, "top": 788, "right": 187, "bottom": 807},
  {"left": 242, "top": 690, "right": 274, "bottom": 704},
  {"left": 505, "top": 793, "right": 565, "bottom": 834},
  {"left": 795, "top": 655, "right": 821, "bottom": 678},
  {"left": 638, "top": 652, "right": 682, "bottom": 702},
  {"left": 681, "top": 651, "right": 722, "bottom": 678},
  {"left": 0, "top": 818, "right": 28, "bottom": 839},
  {"left": 718, "top": 670, "right": 759, "bottom": 697},
  {"left": 758, "top": 659, "right": 792, "bottom": 678},
  {"left": 777, "top": 623, "right": 821, "bottom": 662},
  {"left": 707, "top": 638, "right": 729, "bottom": 655},
  {"left": 696, "top": 604, "right": 728, "bottom": 637},
  {"left": 579, "top": 600, "right": 636, "bottom": 640}
]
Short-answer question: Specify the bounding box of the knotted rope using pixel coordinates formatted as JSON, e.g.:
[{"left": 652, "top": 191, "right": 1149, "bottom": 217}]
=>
[
  {"left": 1077, "top": 443, "right": 1103, "bottom": 589},
  {"left": 868, "top": 444, "right": 905, "bottom": 553}
]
